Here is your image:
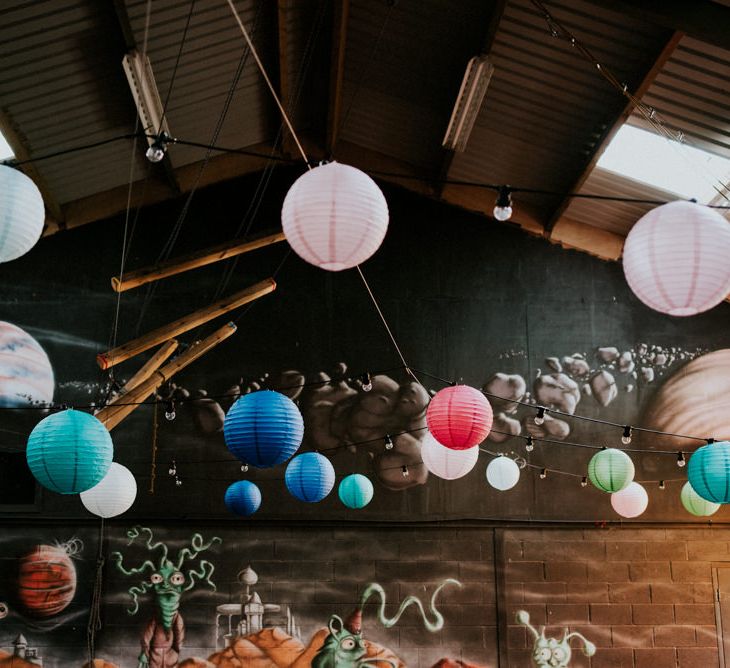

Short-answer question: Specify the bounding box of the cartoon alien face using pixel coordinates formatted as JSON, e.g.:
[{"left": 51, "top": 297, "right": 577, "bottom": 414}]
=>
[
  {"left": 150, "top": 562, "right": 185, "bottom": 598},
  {"left": 533, "top": 636, "right": 571, "bottom": 667}
]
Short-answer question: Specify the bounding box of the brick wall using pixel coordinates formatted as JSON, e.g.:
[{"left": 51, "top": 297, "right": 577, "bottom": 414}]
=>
[{"left": 502, "top": 527, "right": 724, "bottom": 667}]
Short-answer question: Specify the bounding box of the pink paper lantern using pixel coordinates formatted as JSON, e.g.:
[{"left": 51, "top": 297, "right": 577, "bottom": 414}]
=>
[
  {"left": 610, "top": 482, "right": 648, "bottom": 518},
  {"left": 426, "top": 385, "right": 493, "bottom": 450},
  {"left": 623, "top": 201, "right": 730, "bottom": 316},
  {"left": 281, "top": 162, "right": 389, "bottom": 271}
]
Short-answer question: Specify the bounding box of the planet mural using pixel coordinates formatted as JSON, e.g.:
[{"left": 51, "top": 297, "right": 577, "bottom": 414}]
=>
[
  {"left": 18, "top": 542, "right": 79, "bottom": 617},
  {"left": 0, "top": 321, "right": 54, "bottom": 407}
]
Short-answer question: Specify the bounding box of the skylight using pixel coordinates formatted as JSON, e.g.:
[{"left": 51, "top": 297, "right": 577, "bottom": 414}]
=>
[
  {"left": 0, "top": 130, "right": 14, "bottom": 161},
  {"left": 597, "top": 124, "right": 730, "bottom": 205}
]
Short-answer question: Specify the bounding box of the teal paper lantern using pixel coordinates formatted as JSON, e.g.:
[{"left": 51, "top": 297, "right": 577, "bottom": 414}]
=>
[
  {"left": 588, "top": 448, "right": 634, "bottom": 493},
  {"left": 224, "top": 480, "right": 262, "bottom": 516},
  {"left": 688, "top": 441, "right": 730, "bottom": 503},
  {"left": 338, "top": 474, "right": 374, "bottom": 509},
  {"left": 224, "top": 390, "right": 304, "bottom": 468},
  {"left": 285, "top": 452, "right": 335, "bottom": 502},
  {"left": 680, "top": 481, "right": 720, "bottom": 517},
  {"left": 26, "top": 409, "right": 113, "bottom": 494}
]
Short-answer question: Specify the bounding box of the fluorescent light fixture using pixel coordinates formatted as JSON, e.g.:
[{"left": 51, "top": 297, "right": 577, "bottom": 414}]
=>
[
  {"left": 442, "top": 55, "right": 494, "bottom": 152},
  {"left": 0, "top": 129, "right": 14, "bottom": 161},
  {"left": 122, "top": 50, "right": 171, "bottom": 147},
  {"left": 597, "top": 124, "right": 730, "bottom": 205}
]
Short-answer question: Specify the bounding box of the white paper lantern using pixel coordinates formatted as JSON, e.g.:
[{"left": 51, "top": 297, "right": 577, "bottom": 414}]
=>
[
  {"left": 80, "top": 462, "right": 137, "bottom": 518},
  {"left": 623, "top": 201, "right": 730, "bottom": 316},
  {"left": 421, "top": 431, "right": 478, "bottom": 480},
  {"left": 486, "top": 456, "right": 520, "bottom": 491},
  {"left": 281, "top": 162, "right": 389, "bottom": 271},
  {"left": 0, "top": 165, "right": 45, "bottom": 263},
  {"left": 610, "top": 482, "right": 648, "bottom": 518}
]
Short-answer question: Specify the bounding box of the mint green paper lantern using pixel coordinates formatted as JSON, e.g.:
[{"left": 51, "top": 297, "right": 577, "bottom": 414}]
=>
[
  {"left": 26, "top": 409, "right": 113, "bottom": 494},
  {"left": 681, "top": 481, "right": 720, "bottom": 517},
  {"left": 338, "top": 474, "right": 374, "bottom": 509},
  {"left": 588, "top": 448, "right": 634, "bottom": 493}
]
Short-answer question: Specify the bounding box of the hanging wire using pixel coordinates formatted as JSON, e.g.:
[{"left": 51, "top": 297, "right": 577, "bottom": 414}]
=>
[{"left": 85, "top": 518, "right": 105, "bottom": 665}]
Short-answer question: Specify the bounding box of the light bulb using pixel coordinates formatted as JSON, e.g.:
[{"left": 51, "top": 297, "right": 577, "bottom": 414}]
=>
[
  {"left": 175, "top": 477, "right": 182, "bottom": 487},
  {"left": 676, "top": 452, "right": 686, "bottom": 468},
  {"left": 361, "top": 372, "right": 372, "bottom": 392},
  {"left": 621, "top": 426, "right": 632, "bottom": 445},
  {"left": 534, "top": 407, "right": 545, "bottom": 426},
  {"left": 241, "top": 464, "right": 249, "bottom": 473},
  {"left": 525, "top": 436, "right": 534, "bottom": 452},
  {"left": 146, "top": 145, "right": 166, "bottom": 163},
  {"left": 493, "top": 187, "right": 513, "bottom": 221},
  {"left": 539, "top": 468, "right": 547, "bottom": 480},
  {"left": 401, "top": 465, "right": 409, "bottom": 478},
  {"left": 385, "top": 435, "right": 394, "bottom": 450},
  {"left": 165, "top": 400, "right": 176, "bottom": 421},
  {"left": 659, "top": 480, "right": 665, "bottom": 490},
  {"left": 581, "top": 476, "right": 588, "bottom": 488},
  {"left": 168, "top": 462, "right": 177, "bottom": 476}
]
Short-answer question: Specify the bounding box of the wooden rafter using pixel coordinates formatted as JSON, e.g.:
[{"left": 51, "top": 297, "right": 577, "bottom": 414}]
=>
[
  {"left": 544, "top": 31, "right": 683, "bottom": 237},
  {"left": 325, "top": 0, "right": 350, "bottom": 155}
]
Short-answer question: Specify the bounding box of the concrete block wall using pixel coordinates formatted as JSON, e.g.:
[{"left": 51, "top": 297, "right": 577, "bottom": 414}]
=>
[{"left": 502, "top": 527, "right": 724, "bottom": 667}]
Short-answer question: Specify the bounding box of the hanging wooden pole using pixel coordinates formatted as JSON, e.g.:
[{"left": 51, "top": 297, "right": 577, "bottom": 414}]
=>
[
  {"left": 121, "top": 340, "right": 179, "bottom": 393},
  {"left": 96, "top": 322, "right": 237, "bottom": 430},
  {"left": 111, "top": 230, "right": 286, "bottom": 293},
  {"left": 97, "top": 278, "right": 275, "bottom": 370}
]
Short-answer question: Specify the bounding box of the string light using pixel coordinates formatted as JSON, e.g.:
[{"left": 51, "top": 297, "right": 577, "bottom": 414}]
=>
[
  {"left": 384, "top": 434, "right": 394, "bottom": 450},
  {"left": 539, "top": 468, "right": 547, "bottom": 480},
  {"left": 145, "top": 132, "right": 170, "bottom": 163},
  {"left": 493, "top": 186, "right": 513, "bottom": 221},
  {"left": 525, "top": 436, "right": 534, "bottom": 452},
  {"left": 581, "top": 476, "right": 588, "bottom": 488},
  {"left": 534, "top": 407, "right": 546, "bottom": 426},
  {"left": 401, "top": 465, "right": 409, "bottom": 478},
  {"left": 676, "top": 452, "right": 686, "bottom": 468},
  {"left": 240, "top": 463, "right": 249, "bottom": 473},
  {"left": 621, "top": 425, "right": 632, "bottom": 445},
  {"left": 164, "top": 400, "right": 176, "bottom": 421},
  {"left": 659, "top": 480, "right": 665, "bottom": 490},
  {"left": 361, "top": 372, "right": 373, "bottom": 392},
  {"left": 168, "top": 460, "right": 177, "bottom": 476}
]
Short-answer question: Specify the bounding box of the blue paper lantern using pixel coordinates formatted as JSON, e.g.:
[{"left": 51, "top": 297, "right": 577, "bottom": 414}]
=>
[
  {"left": 285, "top": 452, "right": 335, "bottom": 502},
  {"left": 338, "top": 473, "right": 374, "bottom": 509},
  {"left": 688, "top": 441, "right": 730, "bottom": 503},
  {"left": 224, "top": 480, "right": 262, "bottom": 516},
  {"left": 26, "top": 409, "right": 113, "bottom": 494},
  {"left": 224, "top": 390, "right": 304, "bottom": 468}
]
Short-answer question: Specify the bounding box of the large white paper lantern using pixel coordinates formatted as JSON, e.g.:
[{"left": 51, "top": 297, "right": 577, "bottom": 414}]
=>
[
  {"left": 610, "top": 482, "right": 648, "bottom": 518},
  {"left": 623, "top": 201, "right": 730, "bottom": 316},
  {"left": 80, "top": 463, "right": 137, "bottom": 518},
  {"left": 0, "top": 165, "right": 45, "bottom": 263},
  {"left": 421, "top": 431, "right": 478, "bottom": 480},
  {"left": 281, "top": 162, "right": 389, "bottom": 271},
  {"left": 486, "top": 456, "right": 520, "bottom": 491}
]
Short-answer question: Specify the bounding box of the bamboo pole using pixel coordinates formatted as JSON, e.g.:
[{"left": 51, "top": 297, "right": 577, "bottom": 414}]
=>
[
  {"left": 122, "top": 340, "right": 179, "bottom": 393},
  {"left": 97, "top": 278, "right": 275, "bottom": 369},
  {"left": 96, "top": 322, "right": 237, "bottom": 430},
  {"left": 111, "top": 231, "right": 286, "bottom": 292}
]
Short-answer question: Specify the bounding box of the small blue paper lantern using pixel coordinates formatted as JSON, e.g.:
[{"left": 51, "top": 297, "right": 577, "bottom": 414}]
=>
[
  {"left": 224, "top": 390, "right": 304, "bottom": 468},
  {"left": 26, "top": 409, "right": 113, "bottom": 494},
  {"left": 285, "top": 452, "right": 335, "bottom": 502},
  {"left": 338, "top": 474, "right": 374, "bottom": 509},
  {"left": 688, "top": 441, "right": 730, "bottom": 503},
  {"left": 224, "top": 480, "right": 262, "bottom": 516}
]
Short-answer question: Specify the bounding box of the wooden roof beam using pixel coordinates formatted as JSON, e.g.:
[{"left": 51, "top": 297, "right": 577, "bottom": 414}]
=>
[
  {"left": 325, "top": 0, "right": 350, "bottom": 156},
  {"left": 544, "top": 31, "right": 683, "bottom": 238}
]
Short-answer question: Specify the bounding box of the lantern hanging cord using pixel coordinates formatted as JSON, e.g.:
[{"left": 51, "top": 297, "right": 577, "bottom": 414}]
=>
[
  {"left": 225, "top": 0, "right": 312, "bottom": 170},
  {"left": 86, "top": 517, "right": 105, "bottom": 665}
]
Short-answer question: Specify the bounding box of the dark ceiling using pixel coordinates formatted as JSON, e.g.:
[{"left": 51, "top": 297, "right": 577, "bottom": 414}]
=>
[{"left": 1, "top": 0, "right": 730, "bottom": 262}]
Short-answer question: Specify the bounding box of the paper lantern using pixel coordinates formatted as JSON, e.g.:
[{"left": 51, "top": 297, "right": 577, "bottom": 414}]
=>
[
  {"left": 486, "top": 456, "right": 520, "bottom": 491},
  {"left": 611, "top": 482, "right": 648, "bottom": 518},
  {"left": 281, "top": 161, "right": 389, "bottom": 271},
  {"left": 80, "top": 463, "right": 137, "bottom": 518},
  {"left": 224, "top": 390, "right": 304, "bottom": 468},
  {"left": 421, "top": 431, "right": 479, "bottom": 480},
  {"left": 224, "top": 480, "right": 262, "bottom": 516},
  {"left": 285, "top": 452, "right": 335, "bottom": 502},
  {"left": 338, "top": 473, "right": 374, "bottom": 509},
  {"left": 623, "top": 201, "right": 730, "bottom": 316},
  {"left": 588, "top": 448, "right": 634, "bottom": 493},
  {"left": 0, "top": 165, "right": 45, "bottom": 263},
  {"left": 426, "top": 385, "right": 493, "bottom": 450},
  {"left": 687, "top": 441, "right": 730, "bottom": 503},
  {"left": 26, "top": 409, "right": 113, "bottom": 494},
  {"left": 680, "top": 481, "right": 720, "bottom": 517}
]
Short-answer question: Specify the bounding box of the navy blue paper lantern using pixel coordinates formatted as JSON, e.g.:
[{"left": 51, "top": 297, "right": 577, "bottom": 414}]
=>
[
  {"left": 224, "top": 480, "right": 262, "bottom": 516},
  {"left": 688, "top": 441, "right": 730, "bottom": 503},
  {"left": 338, "top": 473, "right": 374, "bottom": 509},
  {"left": 224, "top": 390, "right": 304, "bottom": 468},
  {"left": 26, "top": 409, "right": 113, "bottom": 494},
  {"left": 285, "top": 452, "right": 335, "bottom": 502}
]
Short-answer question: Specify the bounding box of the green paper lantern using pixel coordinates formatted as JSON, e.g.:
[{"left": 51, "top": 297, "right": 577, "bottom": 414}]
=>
[
  {"left": 588, "top": 448, "right": 634, "bottom": 493},
  {"left": 680, "top": 481, "right": 720, "bottom": 517}
]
